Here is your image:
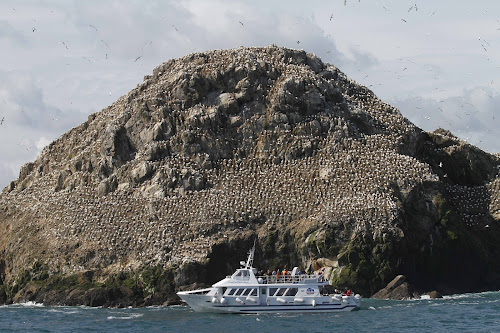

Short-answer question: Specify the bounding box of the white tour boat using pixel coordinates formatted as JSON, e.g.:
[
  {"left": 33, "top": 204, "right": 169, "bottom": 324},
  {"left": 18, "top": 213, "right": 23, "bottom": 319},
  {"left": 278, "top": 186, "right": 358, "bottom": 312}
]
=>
[{"left": 177, "top": 244, "right": 361, "bottom": 313}]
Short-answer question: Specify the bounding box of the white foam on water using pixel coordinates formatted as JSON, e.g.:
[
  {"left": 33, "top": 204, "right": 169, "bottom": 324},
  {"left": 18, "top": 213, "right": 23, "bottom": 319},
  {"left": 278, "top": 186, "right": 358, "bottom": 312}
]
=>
[
  {"left": 428, "top": 302, "right": 445, "bottom": 307},
  {"left": 167, "top": 305, "right": 186, "bottom": 309},
  {"left": 458, "top": 301, "right": 480, "bottom": 306},
  {"left": 77, "top": 305, "right": 101, "bottom": 310},
  {"left": 145, "top": 305, "right": 168, "bottom": 311},
  {"left": 485, "top": 298, "right": 499, "bottom": 304},
  {"left": 393, "top": 302, "right": 416, "bottom": 308},
  {"left": 17, "top": 301, "right": 44, "bottom": 307},
  {"left": 442, "top": 291, "right": 499, "bottom": 300},
  {"left": 107, "top": 313, "right": 143, "bottom": 320},
  {"left": 443, "top": 294, "right": 472, "bottom": 300},
  {"left": 47, "top": 308, "right": 79, "bottom": 314},
  {"left": 272, "top": 313, "right": 301, "bottom": 318}
]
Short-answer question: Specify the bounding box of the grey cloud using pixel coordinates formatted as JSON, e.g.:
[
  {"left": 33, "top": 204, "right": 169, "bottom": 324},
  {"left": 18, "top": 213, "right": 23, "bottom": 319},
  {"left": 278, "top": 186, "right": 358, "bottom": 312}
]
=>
[
  {"left": 0, "top": 163, "right": 16, "bottom": 191},
  {"left": 0, "top": 70, "right": 80, "bottom": 132},
  {"left": 0, "top": 20, "right": 27, "bottom": 44},
  {"left": 389, "top": 87, "right": 500, "bottom": 153},
  {"left": 0, "top": 68, "right": 90, "bottom": 189}
]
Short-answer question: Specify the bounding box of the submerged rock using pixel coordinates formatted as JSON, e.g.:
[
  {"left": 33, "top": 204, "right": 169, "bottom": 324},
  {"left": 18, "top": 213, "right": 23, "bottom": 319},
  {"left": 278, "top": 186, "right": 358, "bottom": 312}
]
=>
[{"left": 425, "top": 290, "right": 443, "bottom": 299}]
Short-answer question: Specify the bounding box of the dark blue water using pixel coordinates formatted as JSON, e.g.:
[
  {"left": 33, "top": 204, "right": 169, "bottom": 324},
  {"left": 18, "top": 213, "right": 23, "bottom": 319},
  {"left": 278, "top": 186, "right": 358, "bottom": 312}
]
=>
[{"left": 1, "top": 292, "right": 499, "bottom": 332}]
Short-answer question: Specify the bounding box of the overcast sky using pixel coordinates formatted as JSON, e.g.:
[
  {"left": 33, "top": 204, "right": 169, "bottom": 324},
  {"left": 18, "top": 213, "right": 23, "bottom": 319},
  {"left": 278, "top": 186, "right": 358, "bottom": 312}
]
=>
[{"left": 1, "top": 0, "right": 499, "bottom": 189}]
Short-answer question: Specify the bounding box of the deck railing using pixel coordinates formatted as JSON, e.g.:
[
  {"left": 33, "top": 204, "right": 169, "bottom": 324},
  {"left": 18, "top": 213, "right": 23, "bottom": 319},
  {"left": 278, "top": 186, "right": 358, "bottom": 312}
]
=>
[{"left": 255, "top": 274, "right": 325, "bottom": 284}]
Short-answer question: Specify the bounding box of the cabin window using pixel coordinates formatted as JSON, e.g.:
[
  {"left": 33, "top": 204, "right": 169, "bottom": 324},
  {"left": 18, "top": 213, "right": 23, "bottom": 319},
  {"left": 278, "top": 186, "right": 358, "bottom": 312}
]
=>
[
  {"left": 234, "top": 270, "right": 250, "bottom": 280},
  {"left": 261, "top": 288, "right": 266, "bottom": 295},
  {"left": 269, "top": 288, "right": 277, "bottom": 296},
  {"left": 227, "top": 288, "right": 235, "bottom": 296},
  {"left": 234, "top": 289, "right": 244, "bottom": 296},
  {"left": 275, "top": 288, "right": 286, "bottom": 296},
  {"left": 242, "top": 289, "right": 251, "bottom": 296},
  {"left": 250, "top": 288, "right": 258, "bottom": 296},
  {"left": 284, "top": 288, "right": 298, "bottom": 296}
]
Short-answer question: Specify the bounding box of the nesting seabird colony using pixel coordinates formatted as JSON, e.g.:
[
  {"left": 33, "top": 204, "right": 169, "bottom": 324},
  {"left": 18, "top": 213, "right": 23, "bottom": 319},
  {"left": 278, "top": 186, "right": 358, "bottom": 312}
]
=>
[{"left": 1, "top": 46, "right": 498, "bottom": 291}]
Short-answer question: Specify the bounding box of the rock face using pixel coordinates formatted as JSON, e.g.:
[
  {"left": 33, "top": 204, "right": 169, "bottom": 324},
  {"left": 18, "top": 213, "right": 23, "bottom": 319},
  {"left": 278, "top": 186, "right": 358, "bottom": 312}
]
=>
[{"left": 0, "top": 46, "right": 499, "bottom": 305}]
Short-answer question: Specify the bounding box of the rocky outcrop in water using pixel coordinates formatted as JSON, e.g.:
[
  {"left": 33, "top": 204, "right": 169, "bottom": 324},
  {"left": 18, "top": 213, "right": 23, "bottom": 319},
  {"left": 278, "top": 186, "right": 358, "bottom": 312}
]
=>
[
  {"left": 0, "top": 46, "right": 499, "bottom": 306},
  {"left": 372, "top": 275, "right": 443, "bottom": 300}
]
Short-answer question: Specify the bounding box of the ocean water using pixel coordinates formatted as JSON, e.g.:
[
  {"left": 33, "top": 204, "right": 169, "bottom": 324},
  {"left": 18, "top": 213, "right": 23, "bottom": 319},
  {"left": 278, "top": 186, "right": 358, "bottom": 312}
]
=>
[{"left": 0, "top": 291, "right": 499, "bottom": 333}]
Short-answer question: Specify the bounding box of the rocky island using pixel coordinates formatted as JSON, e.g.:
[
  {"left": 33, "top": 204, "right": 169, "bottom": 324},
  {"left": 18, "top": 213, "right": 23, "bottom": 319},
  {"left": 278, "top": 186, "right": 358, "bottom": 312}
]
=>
[{"left": 0, "top": 46, "right": 499, "bottom": 306}]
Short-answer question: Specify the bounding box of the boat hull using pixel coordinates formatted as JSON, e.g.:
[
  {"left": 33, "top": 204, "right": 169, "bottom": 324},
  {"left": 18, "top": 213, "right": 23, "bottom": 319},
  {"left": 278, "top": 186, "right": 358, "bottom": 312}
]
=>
[
  {"left": 190, "top": 304, "right": 358, "bottom": 314},
  {"left": 177, "top": 293, "right": 360, "bottom": 313}
]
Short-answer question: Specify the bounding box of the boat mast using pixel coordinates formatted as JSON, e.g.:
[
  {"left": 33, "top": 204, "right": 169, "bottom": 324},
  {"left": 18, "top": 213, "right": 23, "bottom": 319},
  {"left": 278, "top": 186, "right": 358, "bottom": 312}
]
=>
[{"left": 245, "top": 240, "right": 256, "bottom": 269}]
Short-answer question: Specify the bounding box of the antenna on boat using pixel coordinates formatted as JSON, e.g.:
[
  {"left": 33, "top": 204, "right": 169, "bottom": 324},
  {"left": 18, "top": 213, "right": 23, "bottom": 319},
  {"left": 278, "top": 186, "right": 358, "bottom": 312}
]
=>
[{"left": 244, "top": 240, "right": 256, "bottom": 269}]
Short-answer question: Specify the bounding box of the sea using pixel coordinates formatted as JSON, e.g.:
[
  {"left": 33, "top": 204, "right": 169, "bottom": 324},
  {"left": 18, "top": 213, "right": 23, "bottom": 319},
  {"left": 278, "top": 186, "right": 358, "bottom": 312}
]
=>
[{"left": 0, "top": 291, "right": 499, "bottom": 332}]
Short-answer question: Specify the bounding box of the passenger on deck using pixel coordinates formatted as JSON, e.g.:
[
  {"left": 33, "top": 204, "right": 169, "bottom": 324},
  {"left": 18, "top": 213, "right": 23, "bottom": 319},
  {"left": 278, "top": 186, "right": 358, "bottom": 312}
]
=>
[
  {"left": 264, "top": 270, "right": 271, "bottom": 284},
  {"left": 282, "top": 268, "right": 288, "bottom": 282}
]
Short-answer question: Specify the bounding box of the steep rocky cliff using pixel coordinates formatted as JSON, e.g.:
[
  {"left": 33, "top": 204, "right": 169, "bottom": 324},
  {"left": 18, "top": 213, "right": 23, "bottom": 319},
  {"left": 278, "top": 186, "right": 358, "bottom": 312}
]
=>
[{"left": 1, "top": 46, "right": 499, "bottom": 306}]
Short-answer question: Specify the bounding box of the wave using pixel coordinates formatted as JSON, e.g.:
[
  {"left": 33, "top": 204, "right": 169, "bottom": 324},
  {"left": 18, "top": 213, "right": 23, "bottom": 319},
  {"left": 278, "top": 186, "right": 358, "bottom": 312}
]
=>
[
  {"left": 428, "top": 303, "right": 446, "bottom": 307},
  {"left": 145, "top": 305, "right": 166, "bottom": 309},
  {"left": 443, "top": 290, "right": 500, "bottom": 300},
  {"left": 167, "top": 304, "right": 188, "bottom": 309},
  {"left": 16, "top": 301, "right": 44, "bottom": 308},
  {"left": 47, "top": 308, "right": 79, "bottom": 314},
  {"left": 107, "top": 313, "right": 144, "bottom": 320}
]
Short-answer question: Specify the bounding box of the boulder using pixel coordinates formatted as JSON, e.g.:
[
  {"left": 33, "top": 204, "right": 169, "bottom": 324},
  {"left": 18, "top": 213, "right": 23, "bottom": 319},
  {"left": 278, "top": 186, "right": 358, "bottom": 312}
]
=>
[
  {"left": 372, "top": 275, "right": 418, "bottom": 300},
  {"left": 425, "top": 290, "right": 443, "bottom": 299}
]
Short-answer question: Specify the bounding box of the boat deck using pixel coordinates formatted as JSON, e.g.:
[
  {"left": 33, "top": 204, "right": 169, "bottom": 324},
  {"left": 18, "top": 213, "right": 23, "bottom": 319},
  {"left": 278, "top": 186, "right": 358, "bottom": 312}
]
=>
[{"left": 225, "top": 274, "right": 326, "bottom": 284}]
